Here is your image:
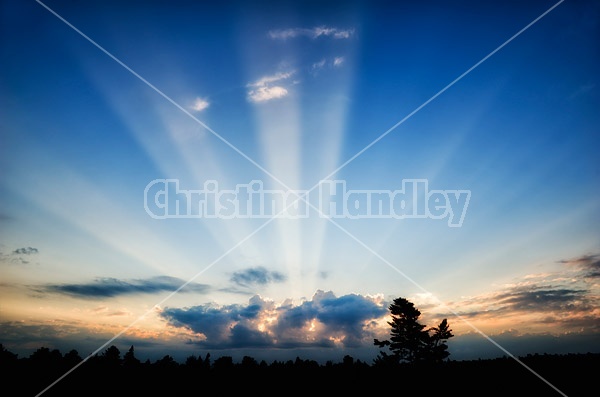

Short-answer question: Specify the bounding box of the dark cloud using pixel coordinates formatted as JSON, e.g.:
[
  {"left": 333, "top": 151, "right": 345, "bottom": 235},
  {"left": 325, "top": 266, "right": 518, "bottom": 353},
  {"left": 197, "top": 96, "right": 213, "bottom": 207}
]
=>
[
  {"left": 44, "top": 276, "right": 210, "bottom": 299},
  {"left": 217, "top": 286, "right": 255, "bottom": 296},
  {"left": 537, "top": 314, "right": 600, "bottom": 333},
  {"left": 447, "top": 284, "right": 593, "bottom": 320},
  {"left": 559, "top": 253, "right": 600, "bottom": 278},
  {"left": 229, "top": 324, "right": 273, "bottom": 348},
  {"left": 495, "top": 286, "right": 590, "bottom": 312},
  {"left": 162, "top": 291, "right": 386, "bottom": 349},
  {"left": 275, "top": 290, "right": 387, "bottom": 347},
  {"left": 163, "top": 303, "right": 245, "bottom": 343},
  {"left": 230, "top": 266, "right": 286, "bottom": 287},
  {"left": 162, "top": 295, "right": 272, "bottom": 346},
  {"left": 12, "top": 247, "right": 38, "bottom": 255}
]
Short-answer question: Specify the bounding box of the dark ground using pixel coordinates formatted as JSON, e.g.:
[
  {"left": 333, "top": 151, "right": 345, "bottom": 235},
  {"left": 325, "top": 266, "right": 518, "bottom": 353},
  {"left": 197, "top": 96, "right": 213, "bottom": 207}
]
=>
[{"left": 1, "top": 344, "right": 597, "bottom": 397}]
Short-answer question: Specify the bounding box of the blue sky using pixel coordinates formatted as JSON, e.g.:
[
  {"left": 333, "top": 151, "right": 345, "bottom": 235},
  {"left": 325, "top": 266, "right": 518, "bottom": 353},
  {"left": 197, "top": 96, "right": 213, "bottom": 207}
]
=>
[{"left": 1, "top": 0, "right": 599, "bottom": 367}]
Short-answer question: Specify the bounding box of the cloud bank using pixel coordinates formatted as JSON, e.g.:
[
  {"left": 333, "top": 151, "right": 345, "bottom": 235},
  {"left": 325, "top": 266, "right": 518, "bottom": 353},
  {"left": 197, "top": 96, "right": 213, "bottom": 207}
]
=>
[{"left": 161, "top": 290, "right": 387, "bottom": 349}]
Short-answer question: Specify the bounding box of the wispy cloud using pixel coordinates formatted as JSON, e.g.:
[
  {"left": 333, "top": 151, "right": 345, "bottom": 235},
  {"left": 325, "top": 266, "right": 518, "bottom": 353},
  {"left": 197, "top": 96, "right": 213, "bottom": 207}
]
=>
[
  {"left": 13, "top": 247, "right": 38, "bottom": 255},
  {"left": 161, "top": 290, "right": 387, "bottom": 349},
  {"left": 3, "top": 246, "right": 39, "bottom": 264},
  {"left": 415, "top": 252, "right": 600, "bottom": 336},
  {"left": 190, "top": 97, "right": 210, "bottom": 112},
  {"left": 312, "top": 59, "right": 326, "bottom": 71},
  {"left": 43, "top": 276, "right": 210, "bottom": 299},
  {"left": 433, "top": 281, "right": 598, "bottom": 335},
  {"left": 333, "top": 56, "right": 344, "bottom": 67},
  {"left": 493, "top": 285, "right": 589, "bottom": 313},
  {"left": 311, "top": 57, "right": 345, "bottom": 75},
  {"left": 230, "top": 266, "right": 286, "bottom": 287},
  {"left": 269, "top": 26, "right": 355, "bottom": 40},
  {"left": 443, "top": 283, "right": 595, "bottom": 321},
  {"left": 247, "top": 71, "right": 294, "bottom": 103},
  {"left": 558, "top": 253, "right": 600, "bottom": 278}
]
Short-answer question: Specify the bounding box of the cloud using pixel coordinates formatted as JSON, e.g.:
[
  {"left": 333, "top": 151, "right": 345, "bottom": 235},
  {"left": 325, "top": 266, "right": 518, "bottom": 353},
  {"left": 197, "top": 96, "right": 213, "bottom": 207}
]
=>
[
  {"left": 190, "top": 97, "right": 210, "bottom": 112},
  {"left": 43, "top": 276, "right": 210, "bottom": 299},
  {"left": 431, "top": 252, "right": 600, "bottom": 329},
  {"left": 558, "top": 254, "right": 600, "bottom": 278},
  {"left": 248, "top": 86, "right": 288, "bottom": 102},
  {"left": 311, "top": 57, "right": 345, "bottom": 75},
  {"left": 247, "top": 72, "right": 294, "bottom": 103},
  {"left": 161, "top": 295, "right": 274, "bottom": 345},
  {"left": 248, "top": 71, "right": 294, "bottom": 87},
  {"left": 431, "top": 279, "right": 599, "bottom": 339},
  {"left": 449, "top": 284, "right": 593, "bottom": 319},
  {"left": 3, "top": 247, "right": 39, "bottom": 264},
  {"left": 269, "top": 26, "right": 355, "bottom": 40},
  {"left": 495, "top": 286, "right": 590, "bottom": 312},
  {"left": 161, "top": 290, "right": 387, "bottom": 349},
  {"left": 230, "top": 267, "right": 286, "bottom": 287},
  {"left": 13, "top": 247, "right": 38, "bottom": 255},
  {"left": 312, "top": 59, "right": 326, "bottom": 71}
]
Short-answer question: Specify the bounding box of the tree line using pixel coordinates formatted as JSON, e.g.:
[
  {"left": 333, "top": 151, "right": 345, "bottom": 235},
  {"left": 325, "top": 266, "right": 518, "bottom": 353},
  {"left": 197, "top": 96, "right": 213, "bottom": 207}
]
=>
[{"left": 1, "top": 343, "right": 597, "bottom": 396}]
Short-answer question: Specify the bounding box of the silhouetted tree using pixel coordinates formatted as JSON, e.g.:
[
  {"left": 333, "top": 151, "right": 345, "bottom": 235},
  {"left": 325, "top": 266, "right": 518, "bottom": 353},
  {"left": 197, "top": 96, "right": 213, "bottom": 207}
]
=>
[
  {"left": 213, "top": 356, "right": 234, "bottom": 371},
  {"left": 123, "top": 345, "right": 140, "bottom": 368},
  {"left": 374, "top": 297, "right": 453, "bottom": 365},
  {"left": 185, "top": 354, "right": 203, "bottom": 368},
  {"left": 0, "top": 344, "right": 18, "bottom": 373},
  {"left": 343, "top": 355, "right": 354, "bottom": 367},
  {"left": 63, "top": 349, "right": 82, "bottom": 368},
  {"left": 101, "top": 345, "right": 121, "bottom": 367},
  {"left": 0, "top": 344, "right": 18, "bottom": 361},
  {"left": 155, "top": 354, "right": 178, "bottom": 369},
  {"left": 428, "top": 318, "right": 454, "bottom": 363},
  {"left": 203, "top": 353, "right": 211, "bottom": 371},
  {"left": 241, "top": 355, "right": 259, "bottom": 369}
]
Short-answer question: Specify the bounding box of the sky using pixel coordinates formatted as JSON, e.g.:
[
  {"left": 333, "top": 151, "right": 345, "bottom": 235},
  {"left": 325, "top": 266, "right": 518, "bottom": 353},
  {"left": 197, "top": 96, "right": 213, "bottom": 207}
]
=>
[{"left": 1, "top": 0, "right": 599, "bottom": 370}]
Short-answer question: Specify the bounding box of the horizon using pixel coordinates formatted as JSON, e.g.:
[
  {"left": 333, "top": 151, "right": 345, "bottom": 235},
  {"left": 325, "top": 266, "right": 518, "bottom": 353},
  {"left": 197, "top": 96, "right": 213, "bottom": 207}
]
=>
[{"left": 1, "top": 0, "right": 599, "bottom": 392}]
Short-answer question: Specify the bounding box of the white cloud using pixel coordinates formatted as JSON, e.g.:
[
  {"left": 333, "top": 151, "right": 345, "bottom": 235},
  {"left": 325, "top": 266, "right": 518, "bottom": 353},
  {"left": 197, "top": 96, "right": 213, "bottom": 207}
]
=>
[
  {"left": 191, "top": 97, "right": 210, "bottom": 112},
  {"left": 248, "top": 86, "right": 288, "bottom": 102},
  {"left": 312, "top": 59, "right": 326, "bottom": 71},
  {"left": 247, "top": 71, "right": 294, "bottom": 103},
  {"left": 311, "top": 57, "right": 345, "bottom": 75},
  {"left": 248, "top": 71, "right": 294, "bottom": 88},
  {"left": 269, "top": 26, "right": 354, "bottom": 40}
]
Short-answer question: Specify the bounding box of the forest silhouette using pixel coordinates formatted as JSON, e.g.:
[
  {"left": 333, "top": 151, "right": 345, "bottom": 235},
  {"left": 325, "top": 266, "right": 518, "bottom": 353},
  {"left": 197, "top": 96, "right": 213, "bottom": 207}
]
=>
[
  {"left": 1, "top": 344, "right": 597, "bottom": 396},
  {"left": 1, "top": 297, "right": 597, "bottom": 396}
]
